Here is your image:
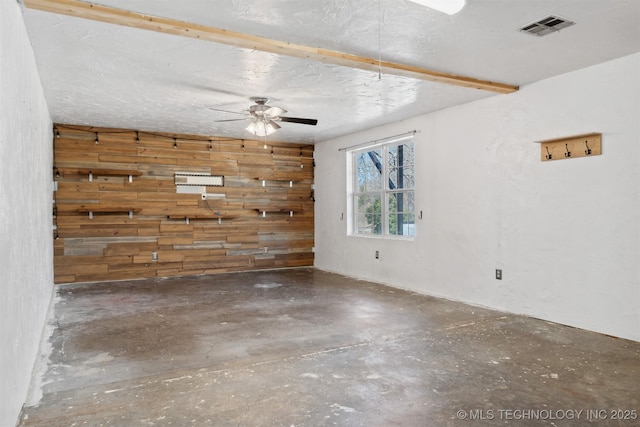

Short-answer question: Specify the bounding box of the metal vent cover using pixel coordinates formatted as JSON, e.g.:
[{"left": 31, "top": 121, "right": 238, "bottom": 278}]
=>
[
  {"left": 520, "top": 15, "right": 575, "bottom": 37},
  {"left": 174, "top": 172, "right": 224, "bottom": 187}
]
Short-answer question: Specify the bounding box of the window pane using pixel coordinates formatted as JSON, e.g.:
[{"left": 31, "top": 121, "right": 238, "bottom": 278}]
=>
[
  {"left": 387, "top": 143, "right": 414, "bottom": 190},
  {"left": 356, "top": 193, "right": 382, "bottom": 235},
  {"left": 387, "top": 191, "right": 415, "bottom": 236},
  {"left": 356, "top": 149, "right": 383, "bottom": 192}
]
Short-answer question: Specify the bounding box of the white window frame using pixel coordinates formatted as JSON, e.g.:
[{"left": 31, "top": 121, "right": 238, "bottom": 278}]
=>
[{"left": 347, "top": 134, "right": 415, "bottom": 239}]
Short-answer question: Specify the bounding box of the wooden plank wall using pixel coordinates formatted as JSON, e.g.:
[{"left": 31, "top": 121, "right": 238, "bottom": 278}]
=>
[{"left": 53, "top": 125, "right": 314, "bottom": 284}]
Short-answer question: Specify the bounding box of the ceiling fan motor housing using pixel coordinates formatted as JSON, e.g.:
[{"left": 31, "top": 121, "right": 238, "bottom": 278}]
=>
[{"left": 250, "top": 99, "right": 286, "bottom": 120}]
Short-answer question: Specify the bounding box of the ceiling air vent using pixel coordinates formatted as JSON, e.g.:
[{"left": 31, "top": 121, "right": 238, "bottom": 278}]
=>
[{"left": 520, "top": 15, "right": 575, "bottom": 37}]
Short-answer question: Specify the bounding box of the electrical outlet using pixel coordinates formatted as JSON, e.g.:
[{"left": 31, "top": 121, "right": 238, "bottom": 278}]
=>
[
  {"left": 496, "top": 269, "right": 502, "bottom": 280},
  {"left": 152, "top": 252, "right": 158, "bottom": 261},
  {"left": 375, "top": 250, "right": 380, "bottom": 259}
]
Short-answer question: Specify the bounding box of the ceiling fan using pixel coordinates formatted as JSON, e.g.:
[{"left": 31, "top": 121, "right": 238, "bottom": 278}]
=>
[{"left": 212, "top": 98, "right": 318, "bottom": 136}]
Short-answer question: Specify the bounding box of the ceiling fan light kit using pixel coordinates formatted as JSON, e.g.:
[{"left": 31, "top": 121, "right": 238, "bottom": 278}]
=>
[
  {"left": 408, "top": 0, "right": 466, "bottom": 15},
  {"left": 246, "top": 120, "right": 280, "bottom": 137}
]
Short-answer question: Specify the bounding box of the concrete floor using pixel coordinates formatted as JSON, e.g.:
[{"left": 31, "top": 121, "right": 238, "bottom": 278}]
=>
[{"left": 19, "top": 268, "right": 640, "bottom": 426}]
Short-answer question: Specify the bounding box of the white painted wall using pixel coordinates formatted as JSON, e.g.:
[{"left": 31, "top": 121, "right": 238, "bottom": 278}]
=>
[
  {"left": 0, "top": 1, "right": 54, "bottom": 425},
  {"left": 315, "top": 53, "right": 640, "bottom": 342}
]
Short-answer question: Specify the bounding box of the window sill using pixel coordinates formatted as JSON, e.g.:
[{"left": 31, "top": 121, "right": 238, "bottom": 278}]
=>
[{"left": 348, "top": 233, "right": 415, "bottom": 242}]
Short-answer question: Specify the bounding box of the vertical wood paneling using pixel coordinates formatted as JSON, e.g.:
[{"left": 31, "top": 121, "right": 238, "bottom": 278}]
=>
[{"left": 53, "top": 125, "right": 314, "bottom": 283}]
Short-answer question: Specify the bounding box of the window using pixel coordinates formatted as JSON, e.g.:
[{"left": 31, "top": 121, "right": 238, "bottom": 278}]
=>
[{"left": 350, "top": 135, "right": 415, "bottom": 237}]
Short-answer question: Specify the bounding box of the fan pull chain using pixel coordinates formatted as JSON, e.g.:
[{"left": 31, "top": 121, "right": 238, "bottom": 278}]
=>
[{"left": 378, "top": 0, "right": 382, "bottom": 80}]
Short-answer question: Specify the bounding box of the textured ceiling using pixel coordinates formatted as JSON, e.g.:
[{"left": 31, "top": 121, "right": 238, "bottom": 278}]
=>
[{"left": 20, "top": 0, "right": 640, "bottom": 143}]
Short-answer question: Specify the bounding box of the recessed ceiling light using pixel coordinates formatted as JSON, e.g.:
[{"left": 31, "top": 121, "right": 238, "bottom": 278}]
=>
[{"left": 408, "top": 0, "right": 466, "bottom": 15}]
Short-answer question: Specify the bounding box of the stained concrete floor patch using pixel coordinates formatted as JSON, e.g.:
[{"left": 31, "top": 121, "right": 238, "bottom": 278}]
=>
[
  {"left": 254, "top": 282, "right": 283, "bottom": 289},
  {"left": 19, "top": 268, "right": 640, "bottom": 426}
]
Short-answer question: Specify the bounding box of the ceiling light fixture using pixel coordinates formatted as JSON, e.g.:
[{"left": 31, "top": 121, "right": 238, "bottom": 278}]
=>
[
  {"left": 408, "top": 0, "right": 466, "bottom": 15},
  {"left": 246, "top": 120, "right": 280, "bottom": 137}
]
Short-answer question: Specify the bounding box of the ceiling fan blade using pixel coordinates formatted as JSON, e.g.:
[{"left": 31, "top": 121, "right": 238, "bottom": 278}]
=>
[
  {"left": 269, "top": 120, "right": 281, "bottom": 130},
  {"left": 208, "top": 107, "right": 247, "bottom": 116},
  {"left": 278, "top": 116, "right": 318, "bottom": 126},
  {"left": 215, "top": 118, "right": 248, "bottom": 122},
  {"left": 265, "top": 106, "right": 286, "bottom": 117}
]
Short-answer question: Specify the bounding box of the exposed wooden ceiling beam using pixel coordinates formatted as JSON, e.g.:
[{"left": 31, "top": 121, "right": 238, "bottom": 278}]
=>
[{"left": 24, "top": 0, "right": 519, "bottom": 94}]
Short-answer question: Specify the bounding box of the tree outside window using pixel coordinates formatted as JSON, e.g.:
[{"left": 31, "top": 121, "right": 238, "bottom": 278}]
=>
[{"left": 351, "top": 136, "right": 415, "bottom": 237}]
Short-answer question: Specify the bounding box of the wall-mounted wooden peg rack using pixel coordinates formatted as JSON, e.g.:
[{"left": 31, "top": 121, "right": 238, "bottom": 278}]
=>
[{"left": 538, "top": 133, "right": 601, "bottom": 162}]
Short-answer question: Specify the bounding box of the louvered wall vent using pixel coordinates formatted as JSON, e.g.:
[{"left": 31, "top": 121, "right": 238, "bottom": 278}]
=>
[
  {"left": 174, "top": 172, "right": 224, "bottom": 186},
  {"left": 520, "top": 15, "right": 575, "bottom": 37}
]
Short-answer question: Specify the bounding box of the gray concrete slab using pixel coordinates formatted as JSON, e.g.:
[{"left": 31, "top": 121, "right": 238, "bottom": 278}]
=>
[{"left": 19, "top": 268, "right": 640, "bottom": 426}]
